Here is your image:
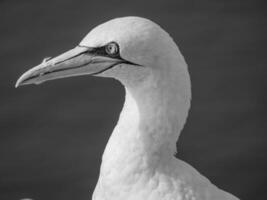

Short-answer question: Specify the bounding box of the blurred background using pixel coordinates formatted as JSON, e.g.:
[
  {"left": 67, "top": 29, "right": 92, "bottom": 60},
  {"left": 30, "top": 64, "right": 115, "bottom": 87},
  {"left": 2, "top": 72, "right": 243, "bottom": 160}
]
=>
[{"left": 0, "top": 0, "right": 266, "bottom": 199}]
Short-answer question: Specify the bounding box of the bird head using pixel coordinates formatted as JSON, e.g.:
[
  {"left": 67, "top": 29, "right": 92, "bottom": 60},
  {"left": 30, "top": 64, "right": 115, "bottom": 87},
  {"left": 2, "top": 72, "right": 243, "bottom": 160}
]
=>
[
  {"left": 15, "top": 17, "right": 192, "bottom": 154},
  {"left": 16, "top": 16, "right": 188, "bottom": 94}
]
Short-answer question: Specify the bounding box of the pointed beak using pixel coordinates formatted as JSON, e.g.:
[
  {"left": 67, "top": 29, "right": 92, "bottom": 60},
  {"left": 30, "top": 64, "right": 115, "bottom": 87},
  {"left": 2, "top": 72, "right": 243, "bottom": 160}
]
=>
[{"left": 15, "top": 46, "right": 122, "bottom": 88}]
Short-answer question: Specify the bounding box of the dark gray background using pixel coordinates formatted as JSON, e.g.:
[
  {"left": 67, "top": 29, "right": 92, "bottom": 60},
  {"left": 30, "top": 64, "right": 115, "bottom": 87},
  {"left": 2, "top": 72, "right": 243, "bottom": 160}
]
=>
[{"left": 1, "top": 0, "right": 266, "bottom": 199}]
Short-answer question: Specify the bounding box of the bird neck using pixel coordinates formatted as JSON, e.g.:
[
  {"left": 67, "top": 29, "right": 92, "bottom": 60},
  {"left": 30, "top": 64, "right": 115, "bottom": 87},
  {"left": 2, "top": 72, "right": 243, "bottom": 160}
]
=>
[{"left": 100, "top": 70, "right": 190, "bottom": 181}]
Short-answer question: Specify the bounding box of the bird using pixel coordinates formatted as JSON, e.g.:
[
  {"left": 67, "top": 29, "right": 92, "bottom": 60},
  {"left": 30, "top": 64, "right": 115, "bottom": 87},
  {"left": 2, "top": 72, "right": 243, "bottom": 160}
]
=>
[{"left": 16, "top": 16, "right": 239, "bottom": 200}]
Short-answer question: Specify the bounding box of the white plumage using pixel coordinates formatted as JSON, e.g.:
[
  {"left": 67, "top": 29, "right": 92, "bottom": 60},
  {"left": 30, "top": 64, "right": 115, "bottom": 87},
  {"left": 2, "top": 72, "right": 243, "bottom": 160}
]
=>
[{"left": 16, "top": 16, "right": 239, "bottom": 200}]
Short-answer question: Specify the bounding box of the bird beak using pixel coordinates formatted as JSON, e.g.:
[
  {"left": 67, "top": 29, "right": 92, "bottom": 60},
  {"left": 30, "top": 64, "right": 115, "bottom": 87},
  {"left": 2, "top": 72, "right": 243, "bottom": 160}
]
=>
[{"left": 15, "top": 46, "right": 122, "bottom": 87}]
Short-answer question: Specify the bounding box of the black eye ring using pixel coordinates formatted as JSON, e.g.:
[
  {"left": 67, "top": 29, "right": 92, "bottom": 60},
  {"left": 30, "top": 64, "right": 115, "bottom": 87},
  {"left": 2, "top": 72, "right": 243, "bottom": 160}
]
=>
[{"left": 105, "top": 42, "right": 119, "bottom": 56}]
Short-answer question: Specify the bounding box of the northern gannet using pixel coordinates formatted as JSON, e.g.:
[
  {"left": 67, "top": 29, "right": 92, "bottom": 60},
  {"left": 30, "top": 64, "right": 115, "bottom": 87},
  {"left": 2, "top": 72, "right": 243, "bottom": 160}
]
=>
[{"left": 16, "top": 16, "right": 239, "bottom": 200}]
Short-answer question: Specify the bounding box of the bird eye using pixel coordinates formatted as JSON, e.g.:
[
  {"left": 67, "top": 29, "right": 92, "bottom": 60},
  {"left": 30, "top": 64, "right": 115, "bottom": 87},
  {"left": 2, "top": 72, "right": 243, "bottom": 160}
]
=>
[{"left": 105, "top": 42, "right": 119, "bottom": 56}]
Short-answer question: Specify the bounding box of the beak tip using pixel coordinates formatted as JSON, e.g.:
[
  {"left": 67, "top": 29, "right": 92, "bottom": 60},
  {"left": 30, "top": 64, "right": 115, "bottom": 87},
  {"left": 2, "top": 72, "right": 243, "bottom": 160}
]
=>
[
  {"left": 15, "top": 74, "right": 26, "bottom": 88},
  {"left": 15, "top": 72, "right": 29, "bottom": 88},
  {"left": 15, "top": 81, "right": 20, "bottom": 88},
  {"left": 15, "top": 67, "right": 37, "bottom": 88},
  {"left": 15, "top": 79, "right": 22, "bottom": 88}
]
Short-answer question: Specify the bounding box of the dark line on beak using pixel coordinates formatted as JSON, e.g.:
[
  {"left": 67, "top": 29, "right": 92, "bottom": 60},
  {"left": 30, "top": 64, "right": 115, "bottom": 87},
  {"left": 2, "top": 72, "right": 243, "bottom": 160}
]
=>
[
  {"left": 20, "top": 60, "right": 120, "bottom": 84},
  {"left": 90, "top": 62, "right": 123, "bottom": 75}
]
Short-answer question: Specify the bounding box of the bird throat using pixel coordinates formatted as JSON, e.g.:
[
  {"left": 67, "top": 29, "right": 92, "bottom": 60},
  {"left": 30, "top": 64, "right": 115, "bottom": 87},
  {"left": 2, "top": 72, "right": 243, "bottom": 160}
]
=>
[{"left": 98, "top": 75, "right": 189, "bottom": 187}]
